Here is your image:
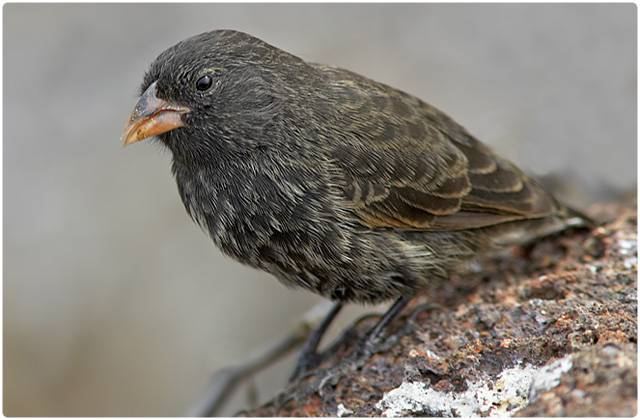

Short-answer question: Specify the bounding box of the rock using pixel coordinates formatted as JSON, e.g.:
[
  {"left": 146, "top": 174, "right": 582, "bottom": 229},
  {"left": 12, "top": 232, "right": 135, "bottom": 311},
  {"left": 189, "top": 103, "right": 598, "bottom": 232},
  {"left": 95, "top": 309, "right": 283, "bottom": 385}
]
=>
[{"left": 242, "top": 201, "right": 637, "bottom": 417}]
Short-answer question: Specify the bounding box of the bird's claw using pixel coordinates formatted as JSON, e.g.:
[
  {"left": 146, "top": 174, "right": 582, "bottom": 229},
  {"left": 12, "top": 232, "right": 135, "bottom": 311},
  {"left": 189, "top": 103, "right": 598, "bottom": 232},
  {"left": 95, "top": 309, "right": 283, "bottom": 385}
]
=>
[{"left": 278, "top": 300, "right": 440, "bottom": 412}]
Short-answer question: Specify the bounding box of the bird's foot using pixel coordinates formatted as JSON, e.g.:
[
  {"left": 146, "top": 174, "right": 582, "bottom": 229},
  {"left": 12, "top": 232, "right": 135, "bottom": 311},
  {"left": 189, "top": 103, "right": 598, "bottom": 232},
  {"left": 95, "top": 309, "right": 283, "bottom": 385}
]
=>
[
  {"left": 278, "top": 300, "right": 439, "bottom": 412},
  {"left": 276, "top": 319, "right": 370, "bottom": 413},
  {"left": 287, "top": 301, "right": 344, "bottom": 383}
]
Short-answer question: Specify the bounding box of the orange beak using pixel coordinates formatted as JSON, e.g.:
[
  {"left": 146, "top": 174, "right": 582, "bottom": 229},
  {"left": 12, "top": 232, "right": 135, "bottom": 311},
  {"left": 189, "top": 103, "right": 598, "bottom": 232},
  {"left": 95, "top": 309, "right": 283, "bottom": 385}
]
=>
[{"left": 121, "top": 81, "right": 191, "bottom": 146}]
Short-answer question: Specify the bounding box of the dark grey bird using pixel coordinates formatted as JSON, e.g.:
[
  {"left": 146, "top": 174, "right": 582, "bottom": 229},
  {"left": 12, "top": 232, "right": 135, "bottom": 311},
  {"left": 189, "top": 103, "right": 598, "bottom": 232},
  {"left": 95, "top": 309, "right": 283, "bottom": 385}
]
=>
[{"left": 122, "top": 29, "right": 589, "bottom": 379}]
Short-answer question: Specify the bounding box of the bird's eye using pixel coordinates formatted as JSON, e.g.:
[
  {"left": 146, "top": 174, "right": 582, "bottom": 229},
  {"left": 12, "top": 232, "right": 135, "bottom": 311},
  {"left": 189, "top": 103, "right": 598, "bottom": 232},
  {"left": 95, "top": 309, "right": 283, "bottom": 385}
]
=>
[{"left": 196, "top": 74, "right": 213, "bottom": 91}]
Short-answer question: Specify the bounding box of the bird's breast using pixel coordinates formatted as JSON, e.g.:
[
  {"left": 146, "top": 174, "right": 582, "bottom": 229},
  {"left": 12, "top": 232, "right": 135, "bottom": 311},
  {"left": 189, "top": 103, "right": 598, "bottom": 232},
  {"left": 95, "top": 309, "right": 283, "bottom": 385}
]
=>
[{"left": 172, "top": 159, "right": 351, "bottom": 272}]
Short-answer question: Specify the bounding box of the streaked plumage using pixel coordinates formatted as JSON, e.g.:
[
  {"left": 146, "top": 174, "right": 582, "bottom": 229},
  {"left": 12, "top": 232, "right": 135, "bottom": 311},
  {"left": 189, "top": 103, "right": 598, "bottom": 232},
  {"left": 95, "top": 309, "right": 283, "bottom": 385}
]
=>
[{"left": 122, "top": 30, "right": 588, "bottom": 304}]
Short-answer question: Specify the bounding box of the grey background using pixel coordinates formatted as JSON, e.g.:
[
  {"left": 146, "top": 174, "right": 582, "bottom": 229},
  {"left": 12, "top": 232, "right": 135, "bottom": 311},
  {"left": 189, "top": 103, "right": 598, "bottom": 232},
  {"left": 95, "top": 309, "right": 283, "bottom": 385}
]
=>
[{"left": 4, "top": 3, "right": 636, "bottom": 416}]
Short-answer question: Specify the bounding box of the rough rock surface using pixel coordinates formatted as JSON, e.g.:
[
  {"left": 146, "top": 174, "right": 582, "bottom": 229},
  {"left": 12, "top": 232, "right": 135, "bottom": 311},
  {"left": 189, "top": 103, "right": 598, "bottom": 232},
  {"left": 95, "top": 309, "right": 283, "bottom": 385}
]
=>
[{"left": 241, "top": 201, "right": 637, "bottom": 417}]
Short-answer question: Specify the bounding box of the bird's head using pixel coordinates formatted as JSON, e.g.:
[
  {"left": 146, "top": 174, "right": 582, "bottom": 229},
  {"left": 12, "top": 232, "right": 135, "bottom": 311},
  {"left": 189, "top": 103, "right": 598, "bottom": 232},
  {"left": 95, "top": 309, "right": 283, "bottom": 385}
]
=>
[{"left": 121, "top": 30, "right": 306, "bottom": 161}]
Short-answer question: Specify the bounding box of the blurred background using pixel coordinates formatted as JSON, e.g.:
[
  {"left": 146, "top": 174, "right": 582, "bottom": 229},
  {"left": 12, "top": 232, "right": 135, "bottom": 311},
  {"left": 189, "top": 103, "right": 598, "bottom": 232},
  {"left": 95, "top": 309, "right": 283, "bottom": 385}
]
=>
[{"left": 3, "top": 3, "right": 636, "bottom": 416}]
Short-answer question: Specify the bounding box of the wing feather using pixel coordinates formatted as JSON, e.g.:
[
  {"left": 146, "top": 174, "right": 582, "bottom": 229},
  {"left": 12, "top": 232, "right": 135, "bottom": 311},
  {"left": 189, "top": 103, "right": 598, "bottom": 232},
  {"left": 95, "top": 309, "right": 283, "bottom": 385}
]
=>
[{"left": 319, "top": 65, "right": 560, "bottom": 231}]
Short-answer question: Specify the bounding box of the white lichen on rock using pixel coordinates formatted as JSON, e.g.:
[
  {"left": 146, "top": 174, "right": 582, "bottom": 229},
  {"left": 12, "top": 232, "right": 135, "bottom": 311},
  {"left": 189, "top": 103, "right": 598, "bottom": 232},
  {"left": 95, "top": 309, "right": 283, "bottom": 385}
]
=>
[
  {"left": 376, "top": 356, "right": 575, "bottom": 417},
  {"left": 336, "top": 403, "right": 353, "bottom": 417},
  {"left": 527, "top": 354, "right": 574, "bottom": 400}
]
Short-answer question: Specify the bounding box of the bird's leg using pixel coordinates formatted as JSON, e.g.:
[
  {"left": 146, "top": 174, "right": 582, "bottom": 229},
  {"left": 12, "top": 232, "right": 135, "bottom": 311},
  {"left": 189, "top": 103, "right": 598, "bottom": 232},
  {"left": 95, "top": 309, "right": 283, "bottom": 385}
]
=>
[
  {"left": 366, "top": 295, "right": 413, "bottom": 343},
  {"left": 326, "top": 294, "right": 413, "bottom": 362},
  {"left": 306, "top": 295, "right": 414, "bottom": 371},
  {"left": 302, "top": 295, "right": 415, "bottom": 375},
  {"left": 288, "top": 301, "right": 343, "bottom": 382},
  {"left": 331, "top": 295, "right": 438, "bottom": 364},
  {"left": 280, "top": 295, "right": 427, "bottom": 409},
  {"left": 369, "top": 298, "right": 441, "bottom": 354}
]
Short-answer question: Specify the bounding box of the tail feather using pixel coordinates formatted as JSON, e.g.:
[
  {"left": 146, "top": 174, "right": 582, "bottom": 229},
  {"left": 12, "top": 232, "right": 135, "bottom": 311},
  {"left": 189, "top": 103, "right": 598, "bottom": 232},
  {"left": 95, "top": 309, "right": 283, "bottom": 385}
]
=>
[{"left": 559, "top": 202, "right": 596, "bottom": 230}]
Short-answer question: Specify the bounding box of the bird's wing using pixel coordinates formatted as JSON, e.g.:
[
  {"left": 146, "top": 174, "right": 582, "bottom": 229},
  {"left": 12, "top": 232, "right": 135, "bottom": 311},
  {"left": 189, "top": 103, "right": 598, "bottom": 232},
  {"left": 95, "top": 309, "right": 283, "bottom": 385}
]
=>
[{"left": 320, "top": 66, "right": 560, "bottom": 231}]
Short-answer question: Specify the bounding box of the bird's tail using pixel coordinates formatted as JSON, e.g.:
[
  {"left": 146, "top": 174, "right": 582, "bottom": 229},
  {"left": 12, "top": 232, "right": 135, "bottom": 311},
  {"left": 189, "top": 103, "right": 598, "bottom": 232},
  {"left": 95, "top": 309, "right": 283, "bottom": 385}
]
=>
[{"left": 558, "top": 201, "right": 596, "bottom": 230}]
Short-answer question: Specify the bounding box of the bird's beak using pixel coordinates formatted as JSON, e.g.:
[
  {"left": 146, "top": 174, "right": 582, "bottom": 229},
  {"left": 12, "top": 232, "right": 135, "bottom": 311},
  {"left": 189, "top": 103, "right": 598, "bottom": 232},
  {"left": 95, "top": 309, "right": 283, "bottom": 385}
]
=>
[{"left": 121, "top": 81, "right": 191, "bottom": 146}]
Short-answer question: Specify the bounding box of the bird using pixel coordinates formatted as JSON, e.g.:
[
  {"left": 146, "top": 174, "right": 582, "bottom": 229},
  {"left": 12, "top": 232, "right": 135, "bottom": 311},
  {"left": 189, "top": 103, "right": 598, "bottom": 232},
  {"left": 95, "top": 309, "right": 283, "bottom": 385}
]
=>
[{"left": 122, "top": 29, "right": 590, "bottom": 380}]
